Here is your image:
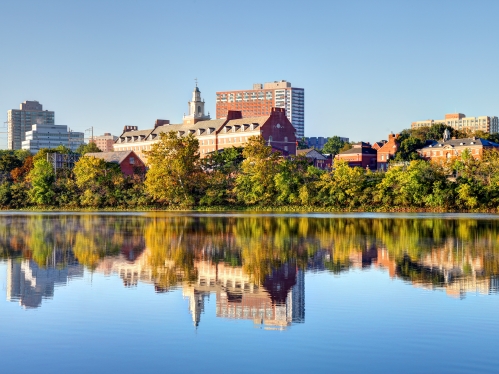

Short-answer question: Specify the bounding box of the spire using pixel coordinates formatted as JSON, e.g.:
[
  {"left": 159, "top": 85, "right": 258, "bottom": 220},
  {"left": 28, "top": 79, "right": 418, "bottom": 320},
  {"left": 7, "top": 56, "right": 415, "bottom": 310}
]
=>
[{"left": 184, "top": 80, "right": 211, "bottom": 124}]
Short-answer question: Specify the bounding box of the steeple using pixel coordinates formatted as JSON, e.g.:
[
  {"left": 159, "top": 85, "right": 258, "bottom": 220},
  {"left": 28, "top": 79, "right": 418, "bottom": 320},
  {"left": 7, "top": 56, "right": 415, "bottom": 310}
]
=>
[{"left": 183, "top": 80, "right": 211, "bottom": 125}]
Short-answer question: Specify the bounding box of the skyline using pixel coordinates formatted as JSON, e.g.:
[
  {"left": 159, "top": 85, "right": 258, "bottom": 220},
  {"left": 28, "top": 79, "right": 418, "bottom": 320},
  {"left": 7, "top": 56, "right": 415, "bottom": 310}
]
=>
[{"left": 1, "top": 1, "right": 499, "bottom": 146}]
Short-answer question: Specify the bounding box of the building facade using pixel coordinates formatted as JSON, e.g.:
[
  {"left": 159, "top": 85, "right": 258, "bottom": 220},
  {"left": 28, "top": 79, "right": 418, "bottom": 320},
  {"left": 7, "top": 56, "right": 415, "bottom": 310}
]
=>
[
  {"left": 411, "top": 113, "right": 499, "bottom": 134},
  {"left": 90, "top": 133, "right": 118, "bottom": 152},
  {"left": 7, "top": 101, "right": 55, "bottom": 150},
  {"left": 216, "top": 80, "right": 305, "bottom": 138},
  {"left": 114, "top": 86, "right": 297, "bottom": 162},
  {"left": 377, "top": 133, "right": 400, "bottom": 170},
  {"left": 85, "top": 151, "right": 146, "bottom": 176},
  {"left": 335, "top": 142, "right": 377, "bottom": 170},
  {"left": 22, "top": 124, "right": 84, "bottom": 153},
  {"left": 297, "top": 148, "right": 331, "bottom": 170},
  {"left": 417, "top": 130, "right": 499, "bottom": 163}
]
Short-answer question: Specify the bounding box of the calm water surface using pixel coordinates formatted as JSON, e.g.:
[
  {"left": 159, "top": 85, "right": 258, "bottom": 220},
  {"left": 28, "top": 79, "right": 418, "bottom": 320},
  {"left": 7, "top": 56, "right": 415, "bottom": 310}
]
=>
[{"left": 1, "top": 212, "right": 499, "bottom": 373}]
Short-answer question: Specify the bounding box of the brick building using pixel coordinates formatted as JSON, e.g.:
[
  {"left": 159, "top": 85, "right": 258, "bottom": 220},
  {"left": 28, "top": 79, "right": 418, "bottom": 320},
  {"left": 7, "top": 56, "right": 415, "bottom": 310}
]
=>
[
  {"left": 335, "top": 142, "right": 377, "bottom": 170},
  {"left": 113, "top": 85, "right": 297, "bottom": 163},
  {"left": 377, "top": 133, "right": 400, "bottom": 170},
  {"left": 85, "top": 151, "right": 146, "bottom": 176},
  {"left": 417, "top": 129, "right": 499, "bottom": 163},
  {"left": 90, "top": 133, "right": 118, "bottom": 152},
  {"left": 216, "top": 80, "right": 305, "bottom": 137}
]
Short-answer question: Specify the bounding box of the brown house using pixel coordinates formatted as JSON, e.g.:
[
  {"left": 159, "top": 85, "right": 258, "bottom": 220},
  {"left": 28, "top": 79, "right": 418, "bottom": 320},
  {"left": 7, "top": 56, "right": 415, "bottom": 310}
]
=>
[
  {"left": 85, "top": 151, "right": 146, "bottom": 176},
  {"left": 335, "top": 142, "right": 377, "bottom": 170},
  {"left": 417, "top": 129, "right": 499, "bottom": 163},
  {"left": 377, "top": 133, "right": 400, "bottom": 170},
  {"left": 297, "top": 148, "right": 331, "bottom": 170}
]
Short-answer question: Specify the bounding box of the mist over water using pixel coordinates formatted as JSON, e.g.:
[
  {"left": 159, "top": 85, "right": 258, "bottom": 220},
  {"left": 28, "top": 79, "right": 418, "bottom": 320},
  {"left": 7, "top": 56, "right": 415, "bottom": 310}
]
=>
[{"left": 1, "top": 213, "right": 498, "bottom": 373}]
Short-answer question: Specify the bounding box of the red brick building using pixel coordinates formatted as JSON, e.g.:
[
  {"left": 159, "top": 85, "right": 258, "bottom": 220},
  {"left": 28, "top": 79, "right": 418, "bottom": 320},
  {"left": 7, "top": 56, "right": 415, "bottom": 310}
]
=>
[
  {"left": 377, "top": 133, "right": 400, "bottom": 170},
  {"left": 335, "top": 142, "right": 377, "bottom": 170},
  {"left": 417, "top": 136, "right": 499, "bottom": 163},
  {"left": 85, "top": 151, "right": 146, "bottom": 176}
]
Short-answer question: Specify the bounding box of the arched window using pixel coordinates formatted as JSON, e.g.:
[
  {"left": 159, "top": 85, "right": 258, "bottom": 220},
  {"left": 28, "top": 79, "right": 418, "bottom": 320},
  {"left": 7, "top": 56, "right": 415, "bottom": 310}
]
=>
[
  {"left": 198, "top": 105, "right": 201, "bottom": 114},
  {"left": 284, "top": 136, "right": 288, "bottom": 142}
]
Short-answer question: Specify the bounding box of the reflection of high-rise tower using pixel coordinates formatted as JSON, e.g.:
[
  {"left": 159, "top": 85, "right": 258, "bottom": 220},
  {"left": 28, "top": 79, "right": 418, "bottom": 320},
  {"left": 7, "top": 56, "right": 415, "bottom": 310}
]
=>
[
  {"left": 183, "top": 260, "right": 305, "bottom": 329},
  {"left": 6, "top": 259, "right": 83, "bottom": 308}
]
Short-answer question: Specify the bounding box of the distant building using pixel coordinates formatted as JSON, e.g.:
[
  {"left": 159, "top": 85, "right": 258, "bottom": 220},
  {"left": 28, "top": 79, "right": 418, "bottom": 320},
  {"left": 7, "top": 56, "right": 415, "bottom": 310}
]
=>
[
  {"left": 7, "top": 101, "right": 55, "bottom": 150},
  {"left": 304, "top": 136, "right": 349, "bottom": 150},
  {"left": 377, "top": 133, "right": 400, "bottom": 170},
  {"left": 411, "top": 113, "right": 499, "bottom": 134},
  {"left": 297, "top": 148, "right": 331, "bottom": 169},
  {"left": 335, "top": 142, "right": 377, "bottom": 170},
  {"left": 22, "top": 124, "right": 84, "bottom": 153},
  {"left": 417, "top": 129, "right": 499, "bottom": 162},
  {"left": 90, "top": 133, "right": 118, "bottom": 152},
  {"left": 114, "top": 85, "right": 296, "bottom": 162},
  {"left": 85, "top": 151, "right": 146, "bottom": 176},
  {"left": 216, "top": 80, "right": 305, "bottom": 138}
]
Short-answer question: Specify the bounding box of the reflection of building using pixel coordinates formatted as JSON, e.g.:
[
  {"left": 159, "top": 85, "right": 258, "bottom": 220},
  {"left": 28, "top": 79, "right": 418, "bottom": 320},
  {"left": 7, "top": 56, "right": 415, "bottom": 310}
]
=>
[
  {"left": 6, "top": 259, "right": 83, "bottom": 308},
  {"left": 183, "top": 260, "right": 305, "bottom": 329}
]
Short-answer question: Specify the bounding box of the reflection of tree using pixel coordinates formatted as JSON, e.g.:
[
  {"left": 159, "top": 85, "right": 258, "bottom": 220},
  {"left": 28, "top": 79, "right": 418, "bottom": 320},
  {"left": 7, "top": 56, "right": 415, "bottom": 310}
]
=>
[{"left": 3, "top": 214, "right": 499, "bottom": 297}]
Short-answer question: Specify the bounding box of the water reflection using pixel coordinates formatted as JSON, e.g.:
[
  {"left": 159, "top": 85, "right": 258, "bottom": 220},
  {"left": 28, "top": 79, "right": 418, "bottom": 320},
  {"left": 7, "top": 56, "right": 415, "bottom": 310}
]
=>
[{"left": 2, "top": 214, "right": 499, "bottom": 313}]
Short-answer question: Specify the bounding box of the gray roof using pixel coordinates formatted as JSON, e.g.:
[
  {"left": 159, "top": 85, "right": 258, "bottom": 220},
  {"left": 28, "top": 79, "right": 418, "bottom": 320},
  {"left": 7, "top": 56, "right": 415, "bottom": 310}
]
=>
[
  {"left": 149, "top": 119, "right": 227, "bottom": 138},
  {"left": 85, "top": 151, "right": 134, "bottom": 164},
  {"left": 339, "top": 146, "right": 377, "bottom": 155},
  {"left": 420, "top": 138, "right": 499, "bottom": 150},
  {"left": 297, "top": 148, "right": 327, "bottom": 159}
]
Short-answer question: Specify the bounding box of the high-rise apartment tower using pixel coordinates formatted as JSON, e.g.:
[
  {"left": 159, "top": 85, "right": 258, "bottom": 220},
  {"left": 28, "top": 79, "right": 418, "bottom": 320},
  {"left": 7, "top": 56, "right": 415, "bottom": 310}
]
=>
[
  {"left": 216, "top": 80, "right": 305, "bottom": 137},
  {"left": 7, "top": 101, "right": 55, "bottom": 150}
]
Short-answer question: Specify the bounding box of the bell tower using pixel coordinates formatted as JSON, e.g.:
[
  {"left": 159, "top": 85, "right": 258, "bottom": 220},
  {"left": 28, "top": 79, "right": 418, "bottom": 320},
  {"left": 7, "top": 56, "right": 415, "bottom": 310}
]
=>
[{"left": 183, "top": 80, "right": 211, "bottom": 125}]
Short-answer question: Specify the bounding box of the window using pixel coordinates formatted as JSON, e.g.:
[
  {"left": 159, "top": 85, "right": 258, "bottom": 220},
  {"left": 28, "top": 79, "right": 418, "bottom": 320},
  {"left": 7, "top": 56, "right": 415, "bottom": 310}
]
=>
[
  {"left": 284, "top": 136, "right": 288, "bottom": 142},
  {"left": 129, "top": 157, "right": 135, "bottom": 165}
]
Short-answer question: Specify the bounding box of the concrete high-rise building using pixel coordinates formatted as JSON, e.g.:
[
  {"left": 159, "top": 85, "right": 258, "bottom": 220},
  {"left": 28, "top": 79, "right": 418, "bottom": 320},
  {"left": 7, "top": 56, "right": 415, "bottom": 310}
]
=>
[
  {"left": 411, "top": 113, "right": 499, "bottom": 134},
  {"left": 22, "top": 124, "right": 84, "bottom": 153},
  {"left": 7, "top": 101, "right": 55, "bottom": 150},
  {"left": 216, "top": 80, "right": 305, "bottom": 137}
]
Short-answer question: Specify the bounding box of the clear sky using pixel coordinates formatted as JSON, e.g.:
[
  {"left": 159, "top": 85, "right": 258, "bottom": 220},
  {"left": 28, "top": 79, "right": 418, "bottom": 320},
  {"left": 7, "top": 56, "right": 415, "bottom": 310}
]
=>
[{"left": 1, "top": 0, "right": 498, "bottom": 145}]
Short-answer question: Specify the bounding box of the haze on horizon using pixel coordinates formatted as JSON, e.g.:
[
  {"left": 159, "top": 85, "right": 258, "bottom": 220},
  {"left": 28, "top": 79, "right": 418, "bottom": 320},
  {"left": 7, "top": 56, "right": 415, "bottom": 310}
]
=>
[{"left": 1, "top": 0, "right": 497, "bottom": 145}]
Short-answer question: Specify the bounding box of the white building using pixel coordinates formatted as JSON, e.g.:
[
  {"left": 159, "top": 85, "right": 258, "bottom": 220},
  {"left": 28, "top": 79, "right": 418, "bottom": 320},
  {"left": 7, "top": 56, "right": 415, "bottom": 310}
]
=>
[
  {"left": 22, "top": 124, "right": 84, "bottom": 153},
  {"left": 7, "top": 101, "right": 55, "bottom": 150},
  {"left": 411, "top": 113, "right": 499, "bottom": 134}
]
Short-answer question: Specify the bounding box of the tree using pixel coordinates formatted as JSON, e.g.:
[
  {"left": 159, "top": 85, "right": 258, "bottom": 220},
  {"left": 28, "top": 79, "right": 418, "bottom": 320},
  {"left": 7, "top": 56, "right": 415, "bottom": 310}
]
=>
[
  {"left": 28, "top": 159, "right": 55, "bottom": 206},
  {"left": 395, "top": 136, "right": 424, "bottom": 161},
  {"left": 297, "top": 137, "right": 308, "bottom": 150},
  {"left": 322, "top": 136, "right": 346, "bottom": 156},
  {"left": 74, "top": 156, "right": 121, "bottom": 207},
  {"left": 234, "top": 136, "right": 280, "bottom": 205},
  {"left": 200, "top": 147, "right": 244, "bottom": 206},
  {"left": 145, "top": 131, "right": 203, "bottom": 206},
  {"left": 76, "top": 142, "right": 102, "bottom": 155}
]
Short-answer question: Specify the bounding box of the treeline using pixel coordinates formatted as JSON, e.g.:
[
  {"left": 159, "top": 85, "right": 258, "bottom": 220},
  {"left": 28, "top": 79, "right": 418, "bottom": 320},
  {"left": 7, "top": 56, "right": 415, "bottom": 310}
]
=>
[{"left": 1, "top": 131, "right": 499, "bottom": 211}]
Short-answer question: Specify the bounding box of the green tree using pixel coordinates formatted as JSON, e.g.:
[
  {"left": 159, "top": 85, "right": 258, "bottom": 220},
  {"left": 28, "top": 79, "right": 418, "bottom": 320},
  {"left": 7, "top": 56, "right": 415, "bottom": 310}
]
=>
[
  {"left": 76, "top": 142, "right": 102, "bottom": 155},
  {"left": 200, "top": 147, "right": 244, "bottom": 206},
  {"left": 145, "top": 131, "right": 203, "bottom": 206},
  {"left": 234, "top": 136, "right": 280, "bottom": 205},
  {"left": 297, "top": 137, "right": 308, "bottom": 150},
  {"left": 395, "top": 136, "right": 424, "bottom": 161},
  {"left": 322, "top": 136, "right": 346, "bottom": 156},
  {"left": 28, "top": 159, "right": 55, "bottom": 206}
]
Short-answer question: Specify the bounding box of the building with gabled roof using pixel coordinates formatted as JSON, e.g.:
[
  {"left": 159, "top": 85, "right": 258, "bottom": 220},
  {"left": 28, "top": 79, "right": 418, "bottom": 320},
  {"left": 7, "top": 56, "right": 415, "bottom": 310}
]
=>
[
  {"left": 113, "top": 85, "right": 297, "bottom": 162},
  {"left": 297, "top": 148, "right": 330, "bottom": 169},
  {"left": 377, "top": 133, "right": 400, "bottom": 170},
  {"left": 417, "top": 129, "right": 499, "bottom": 163},
  {"left": 85, "top": 150, "right": 146, "bottom": 176},
  {"left": 335, "top": 142, "right": 377, "bottom": 170}
]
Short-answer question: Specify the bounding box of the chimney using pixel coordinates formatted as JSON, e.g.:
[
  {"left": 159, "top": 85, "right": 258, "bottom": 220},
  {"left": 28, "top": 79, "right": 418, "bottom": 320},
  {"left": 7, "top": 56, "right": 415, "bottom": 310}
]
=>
[
  {"left": 226, "top": 110, "right": 243, "bottom": 120},
  {"left": 155, "top": 119, "right": 170, "bottom": 128}
]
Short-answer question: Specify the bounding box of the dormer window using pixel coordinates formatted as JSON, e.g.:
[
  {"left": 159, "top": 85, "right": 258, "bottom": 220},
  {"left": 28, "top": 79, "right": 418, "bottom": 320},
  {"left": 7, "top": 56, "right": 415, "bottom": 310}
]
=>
[
  {"left": 189, "top": 129, "right": 195, "bottom": 135},
  {"left": 460, "top": 142, "right": 464, "bottom": 145}
]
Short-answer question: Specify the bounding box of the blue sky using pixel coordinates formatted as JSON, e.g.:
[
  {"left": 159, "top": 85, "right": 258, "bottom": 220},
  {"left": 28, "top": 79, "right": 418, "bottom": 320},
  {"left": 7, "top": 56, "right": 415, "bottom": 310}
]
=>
[{"left": 1, "top": 0, "right": 498, "bottom": 145}]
